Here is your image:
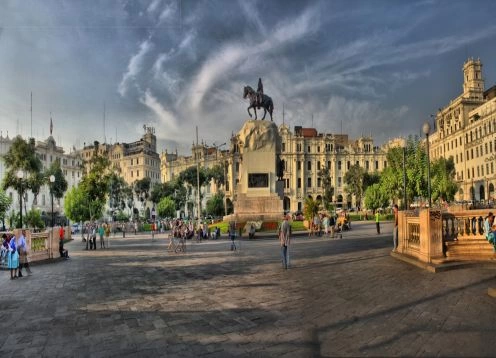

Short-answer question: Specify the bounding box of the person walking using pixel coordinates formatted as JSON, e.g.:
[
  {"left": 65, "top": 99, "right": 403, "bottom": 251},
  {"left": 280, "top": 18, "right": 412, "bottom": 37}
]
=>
[
  {"left": 375, "top": 210, "right": 380, "bottom": 234},
  {"left": 7, "top": 233, "right": 19, "bottom": 280},
  {"left": 279, "top": 214, "right": 291, "bottom": 269},
  {"left": 393, "top": 204, "right": 399, "bottom": 251}
]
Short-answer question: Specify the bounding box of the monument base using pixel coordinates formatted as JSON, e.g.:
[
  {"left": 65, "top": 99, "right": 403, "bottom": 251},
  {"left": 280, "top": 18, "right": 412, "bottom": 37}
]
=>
[{"left": 223, "top": 193, "right": 283, "bottom": 223}]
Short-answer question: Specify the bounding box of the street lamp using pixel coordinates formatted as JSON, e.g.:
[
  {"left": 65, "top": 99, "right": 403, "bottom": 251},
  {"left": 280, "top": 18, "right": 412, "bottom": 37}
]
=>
[
  {"left": 16, "top": 169, "right": 24, "bottom": 228},
  {"left": 400, "top": 138, "right": 407, "bottom": 210},
  {"left": 422, "top": 122, "right": 432, "bottom": 208},
  {"left": 49, "top": 175, "right": 55, "bottom": 227}
]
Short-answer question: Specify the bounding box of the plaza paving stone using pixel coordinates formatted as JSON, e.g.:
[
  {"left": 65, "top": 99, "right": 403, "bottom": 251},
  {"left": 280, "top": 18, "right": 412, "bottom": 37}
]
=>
[{"left": 1, "top": 221, "right": 496, "bottom": 357}]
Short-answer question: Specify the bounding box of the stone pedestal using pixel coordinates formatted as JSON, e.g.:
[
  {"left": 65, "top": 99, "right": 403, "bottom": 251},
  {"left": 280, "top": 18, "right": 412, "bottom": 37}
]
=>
[{"left": 224, "top": 120, "right": 283, "bottom": 222}]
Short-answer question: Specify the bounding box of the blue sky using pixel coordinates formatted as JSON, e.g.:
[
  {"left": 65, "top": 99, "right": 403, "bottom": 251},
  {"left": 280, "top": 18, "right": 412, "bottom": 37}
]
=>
[{"left": 1, "top": 0, "right": 496, "bottom": 154}]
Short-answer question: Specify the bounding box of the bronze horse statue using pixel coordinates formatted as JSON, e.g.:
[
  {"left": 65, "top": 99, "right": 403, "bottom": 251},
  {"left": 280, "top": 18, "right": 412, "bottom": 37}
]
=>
[{"left": 243, "top": 86, "right": 274, "bottom": 121}]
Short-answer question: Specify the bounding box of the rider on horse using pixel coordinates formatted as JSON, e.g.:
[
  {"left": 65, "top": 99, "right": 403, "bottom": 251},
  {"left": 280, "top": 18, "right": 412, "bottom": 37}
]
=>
[{"left": 257, "top": 78, "right": 263, "bottom": 109}]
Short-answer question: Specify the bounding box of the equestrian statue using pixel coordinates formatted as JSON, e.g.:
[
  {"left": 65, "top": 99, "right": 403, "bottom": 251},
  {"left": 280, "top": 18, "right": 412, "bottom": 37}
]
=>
[{"left": 243, "top": 77, "right": 274, "bottom": 121}]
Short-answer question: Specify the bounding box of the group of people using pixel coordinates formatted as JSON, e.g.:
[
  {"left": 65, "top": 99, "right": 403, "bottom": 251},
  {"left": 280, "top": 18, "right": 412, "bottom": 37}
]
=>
[
  {"left": 309, "top": 213, "right": 342, "bottom": 238},
  {"left": 1, "top": 230, "right": 32, "bottom": 280},
  {"left": 85, "top": 222, "right": 111, "bottom": 250}
]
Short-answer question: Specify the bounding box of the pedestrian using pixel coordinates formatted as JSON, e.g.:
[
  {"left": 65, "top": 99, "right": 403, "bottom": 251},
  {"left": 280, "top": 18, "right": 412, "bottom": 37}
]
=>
[
  {"left": 329, "top": 214, "right": 336, "bottom": 238},
  {"left": 229, "top": 221, "right": 236, "bottom": 251},
  {"left": 104, "top": 223, "right": 111, "bottom": 248},
  {"left": 90, "top": 225, "right": 97, "bottom": 250},
  {"left": 99, "top": 224, "right": 105, "bottom": 248},
  {"left": 17, "top": 229, "right": 32, "bottom": 276},
  {"left": 313, "top": 214, "right": 321, "bottom": 237},
  {"left": 393, "top": 204, "right": 399, "bottom": 251},
  {"left": 279, "top": 214, "right": 291, "bottom": 269},
  {"left": 322, "top": 215, "right": 329, "bottom": 237},
  {"left": 7, "top": 233, "right": 19, "bottom": 280},
  {"left": 134, "top": 221, "right": 138, "bottom": 235},
  {"left": 375, "top": 210, "right": 380, "bottom": 234},
  {"left": 59, "top": 231, "right": 69, "bottom": 259}
]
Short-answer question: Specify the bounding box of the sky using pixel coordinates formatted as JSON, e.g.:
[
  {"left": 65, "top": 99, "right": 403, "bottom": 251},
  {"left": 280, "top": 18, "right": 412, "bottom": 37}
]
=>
[{"left": 1, "top": 0, "right": 496, "bottom": 155}]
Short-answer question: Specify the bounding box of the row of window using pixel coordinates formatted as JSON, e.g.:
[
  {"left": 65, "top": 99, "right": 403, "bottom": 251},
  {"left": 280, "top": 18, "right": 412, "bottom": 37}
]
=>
[
  {"left": 130, "top": 170, "right": 160, "bottom": 179},
  {"left": 437, "top": 117, "right": 496, "bottom": 157},
  {"left": 284, "top": 143, "right": 373, "bottom": 153},
  {"left": 296, "top": 177, "right": 343, "bottom": 189},
  {"left": 295, "top": 160, "right": 385, "bottom": 171},
  {"left": 465, "top": 162, "right": 495, "bottom": 180}
]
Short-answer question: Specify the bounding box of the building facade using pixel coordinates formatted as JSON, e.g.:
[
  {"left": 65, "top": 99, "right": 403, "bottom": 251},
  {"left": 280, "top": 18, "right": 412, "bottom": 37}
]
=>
[
  {"left": 430, "top": 58, "right": 496, "bottom": 202},
  {"left": 79, "top": 126, "right": 161, "bottom": 187},
  {"left": 161, "top": 124, "right": 389, "bottom": 217},
  {"left": 0, "top": 134, "right": 83, "bottom": 223}
]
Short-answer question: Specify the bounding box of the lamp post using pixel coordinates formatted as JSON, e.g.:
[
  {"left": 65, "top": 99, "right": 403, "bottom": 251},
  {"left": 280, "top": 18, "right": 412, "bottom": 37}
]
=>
[
  {"left": 400, "top": 138, "right": 407, "bottom": 210},
  {"left": 422, "top": 122, "right": 432, "bottom": 208},
  {"left": 49, "top": 175, "right": 55, "bottom": 227},
  {"left": 16, "top": 169, "right": 24, "bottom": 228}
]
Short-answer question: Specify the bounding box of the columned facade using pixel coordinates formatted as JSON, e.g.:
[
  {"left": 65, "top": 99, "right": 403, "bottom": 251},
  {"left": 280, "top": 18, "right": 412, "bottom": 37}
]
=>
[{"left": 430, "top": 58, "right": 496, "bottom": 203}]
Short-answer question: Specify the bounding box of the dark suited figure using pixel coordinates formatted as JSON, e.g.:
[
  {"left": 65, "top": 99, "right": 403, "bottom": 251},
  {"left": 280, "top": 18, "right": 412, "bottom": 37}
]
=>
[{"left": 257, "top": 78, "right": 263, "bottom": 109}]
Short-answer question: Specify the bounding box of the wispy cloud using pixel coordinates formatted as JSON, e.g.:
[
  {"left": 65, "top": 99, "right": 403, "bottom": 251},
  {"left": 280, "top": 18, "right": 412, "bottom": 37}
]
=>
[
  {"left": 139, "top": 89, "right": 179, "bottom": 138},
  {"left": 118, "top": 39, "right": 154, "bottom": 97},
  {"left": 184, "top": 6, "right": 320, "bottom": 110}
]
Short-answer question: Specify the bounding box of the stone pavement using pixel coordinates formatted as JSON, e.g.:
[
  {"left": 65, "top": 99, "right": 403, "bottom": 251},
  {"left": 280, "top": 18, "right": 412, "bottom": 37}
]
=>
[{"left": 1, "top": 221, "right": 496, "bottom": 357}]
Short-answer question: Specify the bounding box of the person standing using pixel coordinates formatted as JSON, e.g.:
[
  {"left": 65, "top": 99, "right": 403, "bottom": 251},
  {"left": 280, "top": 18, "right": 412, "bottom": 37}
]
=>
[
  {"left": 104, "top": 223, "right": 111, "bottom": 248},
  {"left": 375, "top": 210, "right": 380, "bottom": 234},
  {"left": 17, "top": 230, "right": 31, "bottom": 276},
  {"left": 8, "top": 233, "right": 19, "bottom": 280},
  {"left": 393, "top": 204, "right": 399, "bottom": 251},
  {"left": 99, "top": 224, "right": 105, "bottom": 249},
  {"left": 279, "top": 215, "right": 291, "bottom": 269},
  {"left": 228, "top": 221, "right": 236, "bottom": 251}
]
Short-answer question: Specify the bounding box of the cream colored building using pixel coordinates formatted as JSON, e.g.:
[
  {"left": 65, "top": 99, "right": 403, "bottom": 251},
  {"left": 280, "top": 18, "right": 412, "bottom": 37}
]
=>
[
  {"left": 430, "top": 58, "right": 496, "bottom": 202},
  {"left": 79, "top": 126, "right": 161, "bottom": 187},
  {"left": 161, "top": 124, "right": 389, "bottom": 216},
  {"left": 0, "top": 133, "right": 83, "bottom": 223}
]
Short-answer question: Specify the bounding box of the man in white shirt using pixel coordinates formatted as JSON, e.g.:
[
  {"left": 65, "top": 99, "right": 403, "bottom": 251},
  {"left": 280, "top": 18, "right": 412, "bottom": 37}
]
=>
[{"left": 279, "top": 215, "right": 291, "bottom": 269}]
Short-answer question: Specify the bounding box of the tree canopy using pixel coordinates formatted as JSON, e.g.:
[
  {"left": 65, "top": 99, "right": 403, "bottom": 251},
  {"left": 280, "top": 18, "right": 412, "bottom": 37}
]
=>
[
  {"left": 363, "top": 136, "right": 458, "bottom": 209},
  {"left": 157, "top": 196, "right": 175, "bottom": 218},
  {"left": 45, "top": 159, "right": 68, "bottom": 200},
  {"left": 1, "top": 136, "right": 43, "bottom": 206}
]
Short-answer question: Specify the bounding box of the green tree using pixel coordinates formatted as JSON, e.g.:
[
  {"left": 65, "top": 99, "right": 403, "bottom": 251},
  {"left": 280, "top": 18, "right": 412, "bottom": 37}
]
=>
[
  {"left": 64, "top": 186, "right": 94, "bottom": 224},
  {"left": 76, "top": 144, "right": 112, "bottom": 221},
  {"left": 0, "top": 189, "right": 12, "bottom": 230},
  {"left": 344, "top": 163, "right": 365, "bottom": 208},
  {"left": 45, "top": 159, "right": 68, "bottom": 201},
  {"left": 1, "top": 136, "right": 43, "bottom": 224},
  {"left": 431, "top": 156, "right": 458, "bottom": 202},
  {"left": 157, "top": 196, "right": 175, "bottom": 218},
  {"left": 178, "top": 166, "right": 209, "bottom": 216},
  {"left": 108, "top": 173, "right": 128, "bottom": 215},
  {"left": 364, "top": 183, "right": 389, "bottom": 211},
  {"left": 25, "top": 208, "right": 45, "bottom": 229},
  {"left": 206, "top": 164, "right": 225, "bottom": 189},
  {"left": 303, "top": 197, "right": 320, "bottom": 221},
  {"left": 206, "top": 192, "right": 225, "bottom": 216},
  {"left": 134, "top": 177, "right": 151, "bottom": 207},
  {"left": 318, "top": 165, "right": 334, "bottom": 210}
]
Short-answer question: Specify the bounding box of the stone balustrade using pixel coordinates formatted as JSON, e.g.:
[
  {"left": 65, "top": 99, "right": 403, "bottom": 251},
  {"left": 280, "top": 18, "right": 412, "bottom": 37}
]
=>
[
  {"left": 5, "top": 226, "right": 72, "bottom": 263},
  {"left": 397, "top": 208, "right": 495, "bottom": 264}
]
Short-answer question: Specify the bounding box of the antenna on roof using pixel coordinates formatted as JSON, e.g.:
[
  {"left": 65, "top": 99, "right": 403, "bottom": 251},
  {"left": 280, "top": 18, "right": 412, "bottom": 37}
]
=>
[
  {"left": 30, "top": 92, "right": 33, "bottom": 138},
  {"left": 282, "top": 103, "right": 285, "bottom": 125},
  {"left": 103, "top": 102, "right": 106, "bottom": 144}
]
